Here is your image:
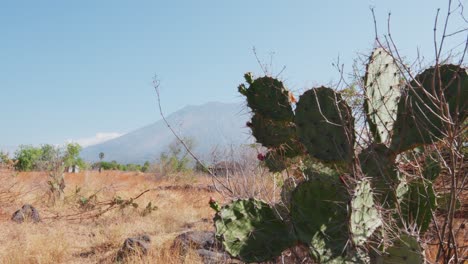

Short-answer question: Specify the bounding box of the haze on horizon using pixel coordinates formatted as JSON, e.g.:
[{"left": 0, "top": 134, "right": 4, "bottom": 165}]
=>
[{"left": 1, "top": 1, "right": 466, "bottom": 151}]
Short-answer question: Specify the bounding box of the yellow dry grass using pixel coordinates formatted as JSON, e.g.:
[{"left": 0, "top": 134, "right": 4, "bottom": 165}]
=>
[{"left": 0, "top": 170, "right": 223, "bottom": 264}]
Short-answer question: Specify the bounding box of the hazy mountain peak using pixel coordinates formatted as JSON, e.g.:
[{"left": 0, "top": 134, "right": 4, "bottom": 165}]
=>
[{"left": 81, "top": 101, "right": 252, "bottom": 164}]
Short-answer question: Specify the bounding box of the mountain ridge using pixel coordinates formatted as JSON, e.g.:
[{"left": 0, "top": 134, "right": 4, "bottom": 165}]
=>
[{"left": 80, "top": 101, "right": 252, "bottom": 164}]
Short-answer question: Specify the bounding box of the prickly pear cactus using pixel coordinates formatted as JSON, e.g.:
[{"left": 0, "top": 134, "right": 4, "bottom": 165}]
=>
[
  {"left": 400, "top": 179, "right": 437, "bottom": 233},
  {"left": 358, "top": 144, "right": 399, "bottom": 206},
  {"left": 391, "top": 65, "right": 468, "bottom": 153},
  {"left": 350, "top": 178, "right": 382, "bottom": 247},
  {"left": 364, "top": 48, "right": 402, "bottom": 145},
  {"left": 291, "top": 172, "right": 349, "bottom": 262},
  {"left": 295, "top": 87, "right": 355, "bottom": 163},
  {"left": 264, "top": 149, "right": 289, "bottom": 172},
  {"left": 214, "top": 199, "right": 295, "bottom": 262},
  {"left": 238, "top": 74, "right": 294, "bottom": 121},
  {"left": 249, "top": 113, "right": 296, "bottom": 148},
  {"left": 422, "top": 154, "right": 441, "bottom": 181},
  {"left": 372, "top": 234, "right": 425, "bottom": 263}
]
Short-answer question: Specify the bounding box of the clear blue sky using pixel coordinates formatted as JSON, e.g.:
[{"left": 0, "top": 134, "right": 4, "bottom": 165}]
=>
[{"left": 0, "top": 1, "right": 466, "bottom": 150}]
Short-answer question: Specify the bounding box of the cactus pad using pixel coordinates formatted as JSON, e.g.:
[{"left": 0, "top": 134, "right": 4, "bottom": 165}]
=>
[
  {"left": 214, "top": 199, "right": 295, "bottom": 262},
  {"left": 291, "top": 172, "right": 349, "bottom": 262},
  {"left": 400, "top": 179, "right": 436, "bottom": 233},
  {"left": 376, "top": 234, "right": 425, "bottom": 263},
  {"left": 358, "top": 144, "right": 399, "bottom": 206},
  {"left": 391, "top": 65, "right": 468, "bottom": 153},
  {"left": 350, "top": 178, "right": 382, "bottom": 247},
  {"left": 422, "top": 154, "right": 441, "bottom": 181},
  {"left": 264, "top": 150, "right": 289, "bottom": 172},
  {"left": 295, "top": 87, "right": 355, "bottom": 163},
  {"left": 249, "top": 113, "right": 296, "bottom": 148},
  {"left": 239, "top": 75, "right": 294, "bottom": 121},
  {"left": 364, "top": 48, "right": 402, "bottom": 145}
]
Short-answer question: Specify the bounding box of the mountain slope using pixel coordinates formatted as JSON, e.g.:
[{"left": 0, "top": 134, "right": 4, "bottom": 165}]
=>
[{"left": 81, "top": 102, "right": 252, "bottom": 164}]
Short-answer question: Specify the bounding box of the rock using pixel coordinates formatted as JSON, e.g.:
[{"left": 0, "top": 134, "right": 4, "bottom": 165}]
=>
[
  {"left": 196, "top": 249, "right": 233, "bottom": 264},
  {"left": 173, "top": 231, "right": 233, "bottom": 264},
  {"left": 116, "top": 234, "right": 151, "bottom": 261},
  {"left": 11, "top": 204, "right": 41, "bottom": 223},
  {"left": 172, "top": 231, "right": 219, "bottom": 253}
]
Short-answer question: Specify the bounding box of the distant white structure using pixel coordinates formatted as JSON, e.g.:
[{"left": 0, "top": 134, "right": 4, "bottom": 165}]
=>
[{"left": 67, "top": 165, "right": 80, "bottom": 173}]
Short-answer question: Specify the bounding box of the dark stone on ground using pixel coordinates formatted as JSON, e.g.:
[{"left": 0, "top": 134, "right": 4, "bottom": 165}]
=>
[
  {"left": 172, "top": 231, "right": 233, "bottom": 264},
  {"left": 11, "top": 204, "right": 41, "bottom": 223},
  {"left": 116, "top": 234, "right": 151, "bottom": 261}
]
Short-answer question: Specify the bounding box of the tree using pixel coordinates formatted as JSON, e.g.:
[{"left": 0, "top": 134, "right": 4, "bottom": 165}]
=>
[
  {"left": 63, "top": 143, "right": 86, "bottom": 169},
  {"left": 98, "top": 152, "right": 105, "bottom": 172},
  {"left": 159, "top": 137, "right": 195, "bottom": 175},
  {"left": 14, "top": 145, "right": 42, "bottom": 171},
  {"left": 141, "top": 161, "right": 150, "bottom": 172},
  {"left": 36, "top": 144, "right": 61, "bottom": 171}
]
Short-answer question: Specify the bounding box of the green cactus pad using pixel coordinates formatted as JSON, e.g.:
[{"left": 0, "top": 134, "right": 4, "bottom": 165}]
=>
[
  {"left": 436, "top": 193, "right": 461, "bottom": 212},
  {"left": 422, "top": 154, "right": 441, "bottom": 181},
  {"left": 250, "top": 113, "right": 296, "bottom": 148},
  {"left": 391, "top": 65, "right": 468, "bottom": 153},
  {"left": 364, "top": 48, "right": 402, "bottom": 145},
  {"left": 214, "top": 198, "right": 295, "bottom": 262},
  {"left": 400, "top": 179, "right": 436, "bottom": 233},
  {"left": 240, "top": 75, "right": 294, "bottom": 121},
  {"left": 374, "top": 234, "right": 425, "bottom": 263},
  {"left": 350, "top": 178, "right": 382, "bottom": 247},
  {"left": 280, "top": 177, "right": 300, "bottom": 209},
  {"left": 264, "top": 149, "right": 290, "bottom": 172},
  {"left": 359, "top": 144, "right": 399, "bottom": 206},
  {"left": 291, "top": 172, "right": 349, "bottom": 262},
  {"left": 295, "top": 87, "right": 355, "bottom": 163}
]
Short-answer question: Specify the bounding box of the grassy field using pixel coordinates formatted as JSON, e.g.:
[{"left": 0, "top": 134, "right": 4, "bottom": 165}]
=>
[
  {"left": 0, "top": 169, "right": 224, "bottom": 264},
  {"left": 0, "top": 168, "right": 466, "bottom": 263}
]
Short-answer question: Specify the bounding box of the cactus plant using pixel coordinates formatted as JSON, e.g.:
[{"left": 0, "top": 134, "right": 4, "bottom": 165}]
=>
[
  {"left": 295, "top": 87, "right": 355, "bottom": 163},
  {"left": 373, "top": 234, "right": 425, "bottom": 263},
  {"left": 249, "top": 113, "right": 296, "bottom": 148},
  {"left": 364, "top": 48, "right": 402, "bottom": 145},
  {"left": 358, "top": 144, "right": 400, "bottom": 206},
  {"left": 213, "top": 199, "right": 295, "bottom": 262},
  {"left": 290, "top": 172, "right": 349, "bottom": 262},
  {"left": 238, "top": 74, "right": 294, "bottom": 122},
  {"left": 391, "top": 64, "right": 468, "bottom": 153},
  {"left": 400, "top": 179, "right": 437, "bottom": 233},
  {"left": 214, "top": 50, "right": 464, "bottom": 262},
  {"left": 422, "top": 154, "right": 441, "bottom": 181},
  {"left": 350, "top": 178, "right": 382, "bottom": 247}
]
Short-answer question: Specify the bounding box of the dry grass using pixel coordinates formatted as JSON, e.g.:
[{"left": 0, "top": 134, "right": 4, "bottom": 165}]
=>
[{"left": 0, "top": 170, "right": 223, "bottom": 264}]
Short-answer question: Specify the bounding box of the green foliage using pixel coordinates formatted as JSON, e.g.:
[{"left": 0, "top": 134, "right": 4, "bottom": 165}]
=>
[
  {"left": 0, "top": 151, "right": 10, "bottom": 164},
  {"left": 141, "top": 161, "right": 150, "bottom": 172},
  {"left": 14, "top": 145, "right": 43, "bottom": 171},
  {"left": 159, "top": 137, "right": 194, "bottom": 175},
  {"left": 214, "top": 199, "right": 295, "bottom": 262},
  {"left": 99, "top": 160, "right": 144, "bottom": 172},
  {"left": 63, "top": 143, "right": 86, "bottom": 169}
]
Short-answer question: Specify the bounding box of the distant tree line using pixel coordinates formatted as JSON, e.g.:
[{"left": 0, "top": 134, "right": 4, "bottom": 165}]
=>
[{"left": 12, "top": 143, "right": 86, "bottom": 172}]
